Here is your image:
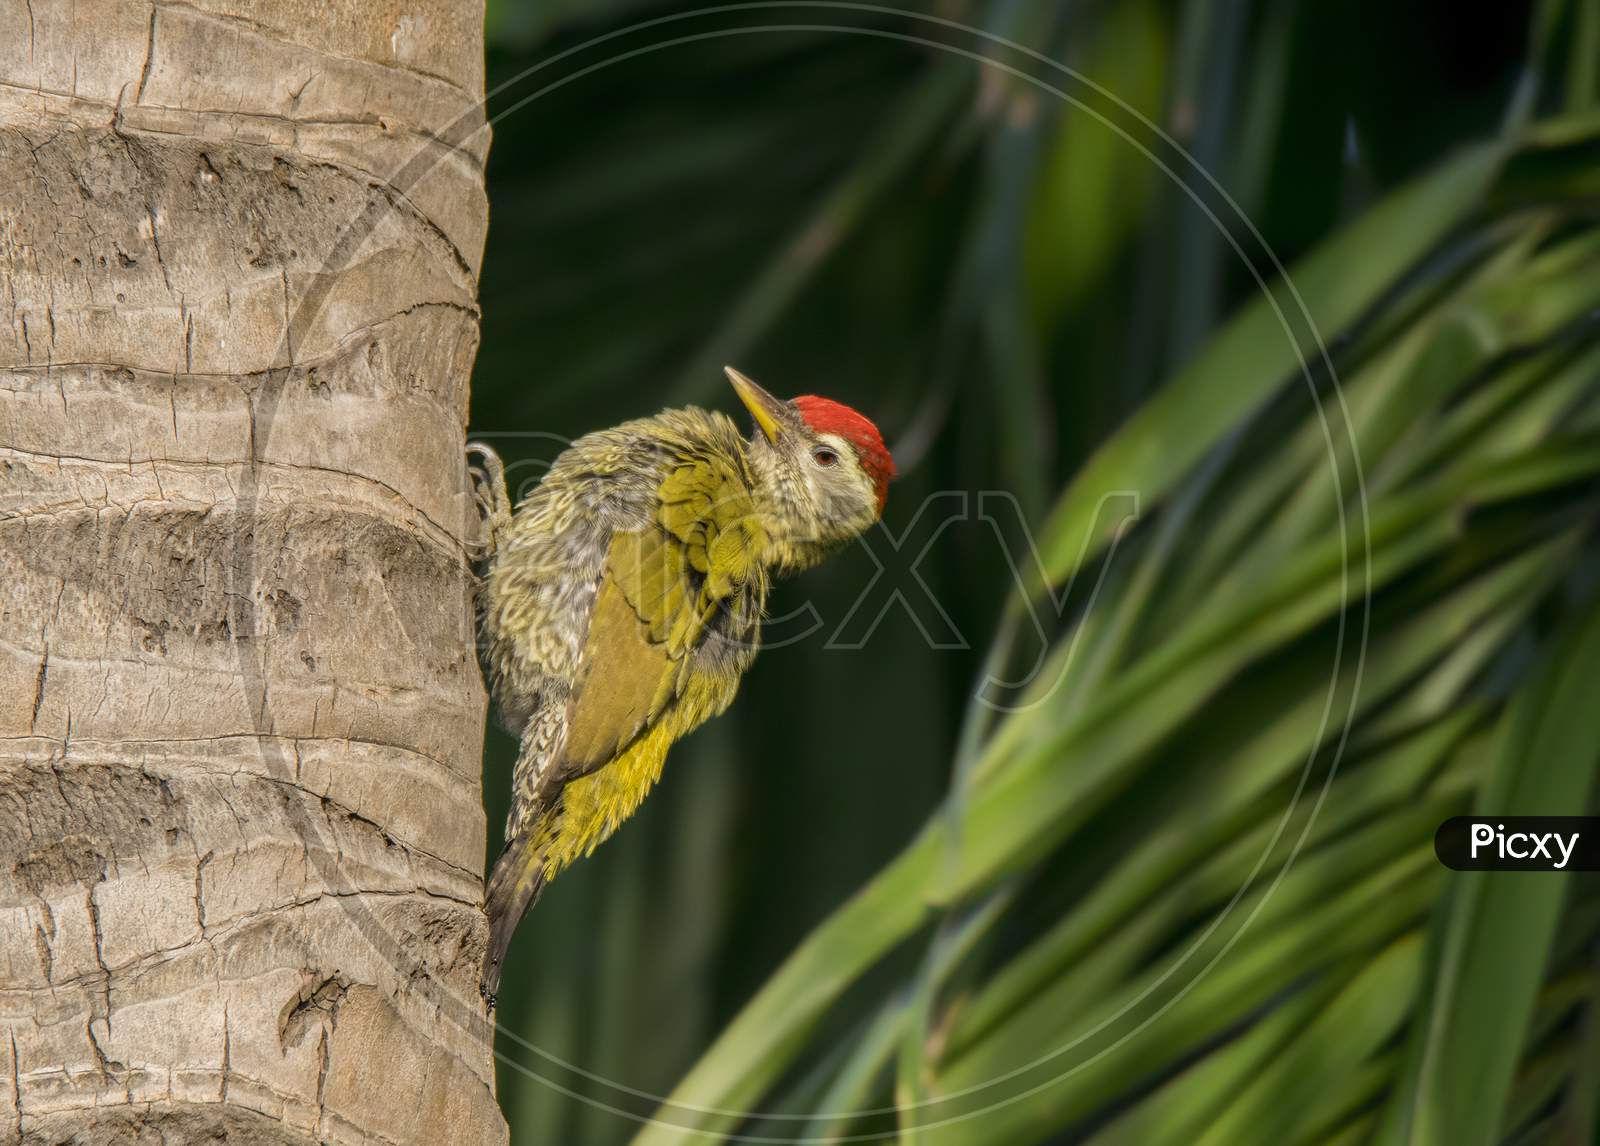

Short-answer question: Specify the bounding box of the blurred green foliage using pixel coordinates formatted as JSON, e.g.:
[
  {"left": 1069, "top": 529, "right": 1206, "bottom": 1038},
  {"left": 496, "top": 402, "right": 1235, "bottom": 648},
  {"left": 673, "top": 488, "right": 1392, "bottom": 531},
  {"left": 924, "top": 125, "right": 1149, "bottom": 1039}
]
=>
[{"left": 469, "top": 2, "right": 1600, "bottom": 1143}]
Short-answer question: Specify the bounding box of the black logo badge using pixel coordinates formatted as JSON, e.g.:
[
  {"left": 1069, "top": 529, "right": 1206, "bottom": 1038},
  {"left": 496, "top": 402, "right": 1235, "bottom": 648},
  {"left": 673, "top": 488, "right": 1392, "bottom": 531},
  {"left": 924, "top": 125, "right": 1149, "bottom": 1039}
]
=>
[{"left": 1435, "top": 817, "right": 1599, "bottom": 871}]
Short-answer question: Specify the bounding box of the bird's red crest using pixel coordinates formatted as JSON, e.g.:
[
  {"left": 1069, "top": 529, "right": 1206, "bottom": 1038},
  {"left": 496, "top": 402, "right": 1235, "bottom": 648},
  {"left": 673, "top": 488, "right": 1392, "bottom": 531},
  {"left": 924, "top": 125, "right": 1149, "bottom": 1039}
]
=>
[{"left": 792, "top": 395, "right": 895, "bottom": 513}]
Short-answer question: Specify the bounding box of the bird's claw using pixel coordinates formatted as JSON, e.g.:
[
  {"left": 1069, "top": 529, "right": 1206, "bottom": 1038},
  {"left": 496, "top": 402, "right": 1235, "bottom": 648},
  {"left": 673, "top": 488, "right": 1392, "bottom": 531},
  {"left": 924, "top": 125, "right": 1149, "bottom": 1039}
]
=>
[{"left": 466, "top": 441, "right": 510, "bottom": 561}]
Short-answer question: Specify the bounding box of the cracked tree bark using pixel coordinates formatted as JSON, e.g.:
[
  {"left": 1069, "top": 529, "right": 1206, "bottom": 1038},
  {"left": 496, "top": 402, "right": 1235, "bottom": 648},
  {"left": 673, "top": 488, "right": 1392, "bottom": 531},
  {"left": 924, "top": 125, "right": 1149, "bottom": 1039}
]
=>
[{"left": 0, "top": 1, "right": 504, "bottom": 1143}]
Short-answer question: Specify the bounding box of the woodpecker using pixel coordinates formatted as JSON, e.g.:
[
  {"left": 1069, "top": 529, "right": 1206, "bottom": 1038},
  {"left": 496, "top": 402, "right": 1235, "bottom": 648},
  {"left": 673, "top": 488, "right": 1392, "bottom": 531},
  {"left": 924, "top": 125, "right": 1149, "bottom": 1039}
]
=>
[{"left": 470, "top": 367, "right": 894, "bottom": 998}]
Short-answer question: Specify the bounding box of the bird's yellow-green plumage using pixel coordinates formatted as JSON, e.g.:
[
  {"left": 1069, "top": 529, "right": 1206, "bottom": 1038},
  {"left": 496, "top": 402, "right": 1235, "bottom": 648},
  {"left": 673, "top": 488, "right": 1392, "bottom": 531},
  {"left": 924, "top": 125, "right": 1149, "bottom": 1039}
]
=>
[
  {"left": 472, "top": 369, "right": 892, "bottom": 998},
  {"left": 532, "top": 465, "right": 767, "bottom": 871}
]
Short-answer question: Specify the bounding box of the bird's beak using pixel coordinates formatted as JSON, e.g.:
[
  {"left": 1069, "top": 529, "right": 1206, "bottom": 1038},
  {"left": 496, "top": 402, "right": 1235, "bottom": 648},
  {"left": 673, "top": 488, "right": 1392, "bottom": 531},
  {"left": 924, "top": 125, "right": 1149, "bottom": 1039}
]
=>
[{"left": 725, "top": 366, "right": 785, "bottom": 443}]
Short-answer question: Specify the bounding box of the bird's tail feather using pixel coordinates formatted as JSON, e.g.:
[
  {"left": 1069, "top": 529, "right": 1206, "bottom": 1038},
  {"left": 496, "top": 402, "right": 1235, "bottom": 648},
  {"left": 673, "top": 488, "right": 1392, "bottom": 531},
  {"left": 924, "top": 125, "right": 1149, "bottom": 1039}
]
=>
[{"left": 481, "top": 837, "right": 546, "bottom": 1003}]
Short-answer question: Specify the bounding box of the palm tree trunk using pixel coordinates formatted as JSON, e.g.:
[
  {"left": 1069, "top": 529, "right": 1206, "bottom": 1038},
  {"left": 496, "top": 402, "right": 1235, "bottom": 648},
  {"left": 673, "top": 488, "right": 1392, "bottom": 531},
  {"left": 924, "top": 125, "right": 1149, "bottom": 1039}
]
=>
[{"left": 0, "top": 1, "right": 502, "bottom": 1141}]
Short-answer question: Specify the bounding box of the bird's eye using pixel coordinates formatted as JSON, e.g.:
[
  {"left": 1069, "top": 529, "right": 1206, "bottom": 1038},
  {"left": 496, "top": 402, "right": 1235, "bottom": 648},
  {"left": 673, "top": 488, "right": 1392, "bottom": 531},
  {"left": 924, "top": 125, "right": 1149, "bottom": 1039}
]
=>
[{"left": 811, "top": 446, "right": 839, "bottom": 468}]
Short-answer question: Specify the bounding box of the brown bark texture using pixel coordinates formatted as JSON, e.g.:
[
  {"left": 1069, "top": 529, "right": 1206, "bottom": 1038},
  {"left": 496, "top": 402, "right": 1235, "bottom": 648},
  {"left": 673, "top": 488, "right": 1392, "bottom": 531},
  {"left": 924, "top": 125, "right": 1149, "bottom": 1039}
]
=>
[{"left": 0, "top": 1, "right": 502, "bottom": 1142}]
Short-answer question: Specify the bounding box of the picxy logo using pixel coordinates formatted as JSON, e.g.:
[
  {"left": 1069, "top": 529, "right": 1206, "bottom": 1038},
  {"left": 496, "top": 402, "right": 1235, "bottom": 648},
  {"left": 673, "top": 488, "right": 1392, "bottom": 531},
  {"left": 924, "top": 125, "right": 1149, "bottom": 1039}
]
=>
[
  {"left": 1468, "top": 823, "right": 1578, "bottom": 869},
  {"left": 1435, "top": 816, "right": 1599, "bottom": 871}
]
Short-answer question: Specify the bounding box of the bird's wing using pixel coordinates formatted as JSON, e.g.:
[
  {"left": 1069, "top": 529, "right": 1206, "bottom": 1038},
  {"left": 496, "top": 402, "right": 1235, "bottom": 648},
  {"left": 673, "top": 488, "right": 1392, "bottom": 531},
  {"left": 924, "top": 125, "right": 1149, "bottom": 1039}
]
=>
[{"left": 559, "top": 454, "right": 761, "bottom": 777}]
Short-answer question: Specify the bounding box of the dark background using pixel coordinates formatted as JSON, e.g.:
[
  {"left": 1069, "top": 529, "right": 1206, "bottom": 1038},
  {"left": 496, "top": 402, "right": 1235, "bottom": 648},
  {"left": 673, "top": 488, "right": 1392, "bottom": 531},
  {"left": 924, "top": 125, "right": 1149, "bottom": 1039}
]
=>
[{"left": 465, "top": 3, "right": 1600, "bottom": 1143}]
